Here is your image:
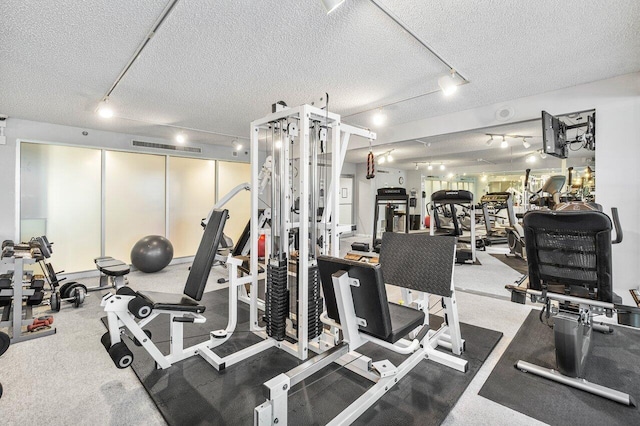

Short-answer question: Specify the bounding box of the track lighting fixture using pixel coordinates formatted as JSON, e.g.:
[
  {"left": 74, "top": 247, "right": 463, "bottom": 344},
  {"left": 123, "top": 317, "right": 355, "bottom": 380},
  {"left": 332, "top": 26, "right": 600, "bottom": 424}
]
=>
[
  {"left": 539, "top": 150, "right": 547, "bottom": 159},
  {"left": 378, "top": 156, "right": 386, "bottom": 165},
  {"left": 438, "top": 69, "right": 458, "bottom": 96},
  {"left": 414, "top": 163, "right": 419, "bottom": 170},
  {"left": 97, "top": 98, "right": 114, "bottom": 119},
  {"left": 427, "top": 163, "right": 433, "bottom": 171},
  {"left": 486, "top": 135, "right": 494, "bottom": 146},
  {"left": 377, "top": 149, "right": 394, "bottom": 164},
  {"left": 232, "top": 140, "right": 243, "bottom": 151},
  {"left": 320, "top": 0, "right": 345, "bottom": 14},
  {"left": 440, "top": 163, "right": 445, "bottom": 171},
  {"left": 522, "top": 137, "right": 531, "bottom": 149},
  {"left": 372, "top": 108, "right": 386, "bottom": 127},
  {"left": 500, "top": 136, "right": 508, "bottom": 149}
]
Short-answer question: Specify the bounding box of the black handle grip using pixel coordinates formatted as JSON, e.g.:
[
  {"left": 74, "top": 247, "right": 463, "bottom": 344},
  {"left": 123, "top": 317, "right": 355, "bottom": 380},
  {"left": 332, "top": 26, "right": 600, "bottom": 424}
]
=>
[
  {"left": 611, "top": 207, "right": 623, "bottom": 244},
  {"left": 567, "top": 167, "right": 573, "bottom": 186},
  {"left": 524, "top": 169, "right": 531, "bottom": 188}
]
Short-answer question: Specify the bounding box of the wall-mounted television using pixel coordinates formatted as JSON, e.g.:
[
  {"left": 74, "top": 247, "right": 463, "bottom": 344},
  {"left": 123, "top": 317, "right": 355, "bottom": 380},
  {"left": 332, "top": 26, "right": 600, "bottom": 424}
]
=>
[{"left": 542, "top": 110, "right": 568, "bottom": 159}]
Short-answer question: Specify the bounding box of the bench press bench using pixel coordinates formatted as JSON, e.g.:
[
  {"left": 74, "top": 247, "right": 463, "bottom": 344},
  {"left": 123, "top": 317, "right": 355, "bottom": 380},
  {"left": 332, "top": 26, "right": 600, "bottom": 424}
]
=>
[{"left": 94, "top": 256, "right": 130, "bottom": 292}]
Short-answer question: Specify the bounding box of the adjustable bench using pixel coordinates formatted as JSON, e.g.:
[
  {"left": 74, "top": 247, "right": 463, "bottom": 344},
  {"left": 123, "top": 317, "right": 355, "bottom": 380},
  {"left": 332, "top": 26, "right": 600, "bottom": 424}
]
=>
[
  {"left": 94, "top": 257, "right": 130, "bottom": 292},
  {"left": 100, "top": 209, "right": 228, "bottom": 369},
  {"left": 256, "top": 232, "right": 468, "bottom": 425}
]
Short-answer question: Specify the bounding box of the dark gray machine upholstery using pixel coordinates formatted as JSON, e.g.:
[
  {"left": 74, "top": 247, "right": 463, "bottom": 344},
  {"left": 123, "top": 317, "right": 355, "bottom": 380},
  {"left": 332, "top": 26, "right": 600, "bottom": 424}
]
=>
[
  {"left": 379, "top": 232, "right": 456, "bottom": 297},
  {"left": 137, "top": 209, "right": 228, "bottom": 312},
  {"left": 524, "top": 210, "right": 614, "bottom": 302},
  {"left": 317, "top": 256, "right": 424, "bottom": 344}
]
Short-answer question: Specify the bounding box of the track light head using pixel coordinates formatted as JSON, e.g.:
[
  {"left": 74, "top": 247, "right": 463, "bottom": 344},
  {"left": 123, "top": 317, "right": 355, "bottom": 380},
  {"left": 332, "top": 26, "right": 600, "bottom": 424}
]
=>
[
  {"left": 320, "top": 0, "right": 345, "bottom": 14},
  {"left": 97, "top": 99, "right": 114, "bottom": 119},
  {"left": 486, "top": 135, "right": 494, "bottom": 146},
  {"left": 522, "top": 138, "right": 531, "bottom": 149},
  {"left": 500, "top": 136, "right": 508, "bottom": 149},
  {"left": 438, "top": 70, "right": 458, "bottom": 96}
]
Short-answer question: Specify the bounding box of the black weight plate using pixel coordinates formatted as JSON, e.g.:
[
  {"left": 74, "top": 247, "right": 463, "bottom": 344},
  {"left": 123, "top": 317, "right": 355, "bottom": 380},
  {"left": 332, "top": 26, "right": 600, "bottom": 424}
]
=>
[
  {"left": 50, "top": 292, "right": 61, "bottom": 312},
  {"left": 58, "top": 282, "right": 75, "bottom": 299},
  {"left": 0, "top": 331, "right": 9, "bottom": 356}
]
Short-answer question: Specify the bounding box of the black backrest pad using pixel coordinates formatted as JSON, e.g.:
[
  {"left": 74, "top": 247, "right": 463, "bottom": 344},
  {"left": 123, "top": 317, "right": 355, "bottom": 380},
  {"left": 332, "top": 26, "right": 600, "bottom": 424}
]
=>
[
  {"left": 183, "top": 209, "right": 228, "bottom": 301},
  {"left": 431, "top": 189, "right": 473, "bottom": 204},
  {"left": 317, "top": 256, "right": 392, "bottom": 340},
  {"left": 380, "top": 232, "right": 455, "bottom": 297},
  {"left": 523, "top": 210, "right": 613, "bottom": 303}
]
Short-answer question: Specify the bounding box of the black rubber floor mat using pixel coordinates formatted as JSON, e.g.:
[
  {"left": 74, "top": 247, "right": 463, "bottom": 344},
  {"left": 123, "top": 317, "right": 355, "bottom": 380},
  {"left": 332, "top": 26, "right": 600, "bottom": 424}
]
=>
[
  {"left": 101, "top": 289, "right": 502, "bottom": 425},
  {"left": 479, "top": 310, "right": 640, "bottom": 425},
  {"left": 489, "top": 253, "right": 528, "bottom": 275}
]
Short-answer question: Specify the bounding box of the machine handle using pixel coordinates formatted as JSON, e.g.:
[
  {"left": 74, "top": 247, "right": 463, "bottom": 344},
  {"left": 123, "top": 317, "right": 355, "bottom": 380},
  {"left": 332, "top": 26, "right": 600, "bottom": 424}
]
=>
[
  {"left": 524, "top": 169, "right": 531, "bottom": 188},
  {"left": 567, "top": 167, "right": 573, "bottom": 186},
  {"left": 611, "top": 207, "right": 623, "bottom": 244}
]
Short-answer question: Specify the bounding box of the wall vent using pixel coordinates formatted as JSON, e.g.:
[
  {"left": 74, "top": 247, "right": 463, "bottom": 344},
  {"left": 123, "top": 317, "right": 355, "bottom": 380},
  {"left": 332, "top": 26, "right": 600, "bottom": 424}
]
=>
[{"left": 132, "top": 140, "right": 202, "bottom": 153}]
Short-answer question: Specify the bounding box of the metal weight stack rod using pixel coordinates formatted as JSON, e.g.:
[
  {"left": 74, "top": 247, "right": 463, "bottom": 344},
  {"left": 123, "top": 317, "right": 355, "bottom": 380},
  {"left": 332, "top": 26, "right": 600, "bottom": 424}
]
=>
[
  {"left": 307, "top": 124, "right": 322, "bottom": 339},
  {"left": 265, "top": 119, "right": 289, "bottom": 341}
]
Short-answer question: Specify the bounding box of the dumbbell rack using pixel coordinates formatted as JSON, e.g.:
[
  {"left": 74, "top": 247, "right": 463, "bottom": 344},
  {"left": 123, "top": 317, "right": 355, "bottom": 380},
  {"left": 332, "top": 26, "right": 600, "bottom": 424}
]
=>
[{"left": 0, "top": 255, "right": 56, "bottom": 343}]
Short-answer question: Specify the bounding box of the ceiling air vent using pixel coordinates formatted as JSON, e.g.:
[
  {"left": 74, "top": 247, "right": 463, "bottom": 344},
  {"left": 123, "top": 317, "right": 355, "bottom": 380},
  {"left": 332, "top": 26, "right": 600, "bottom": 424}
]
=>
[{"left": 132, "top": 140, "right": 201, "bottom": 153}]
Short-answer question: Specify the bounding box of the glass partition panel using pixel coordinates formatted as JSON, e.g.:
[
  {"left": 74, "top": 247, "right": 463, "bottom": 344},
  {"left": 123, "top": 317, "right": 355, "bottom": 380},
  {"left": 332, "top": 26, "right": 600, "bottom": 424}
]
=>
[
  {"left": 20, "top": 143, "right": 101, "bottom": 272},
  {"left": 168, "top": 157, "right": 216, "bottom": 257},
  {"left": 105, "top": 151, "right": 166, "bottom": 263},
  {"left": 217, "top": 161, "right": 251, "bottom": 243}
]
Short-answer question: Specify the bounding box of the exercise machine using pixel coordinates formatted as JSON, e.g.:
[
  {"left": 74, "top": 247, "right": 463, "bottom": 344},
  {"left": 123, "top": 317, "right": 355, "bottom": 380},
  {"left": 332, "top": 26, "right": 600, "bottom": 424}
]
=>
[
  {"left": 529, "top": 174, "right": 566, "bottom": 209},
  {"left": 255, "top": 232, "right": 468, "bottom": 425},
  {"left": 506, "top": 207, "right": 636, "bottom": 406},
  {"left": 429, "top": 189, "right": 477, "bottom": 264},
  {"left": 506, "top": 169, "right": 531, "bottom": 259},
  {"left": 0, "top": 330, "right": 9, "bottom": 398},
  {"left": 101, "top": 209, "right": 230, "bottom": 369},
  {"left": 101, "top": 103, "right": 376, "bottom": 370},
  {"left": 371, "top": 187, "right": 410, "bottom": 253},
  {"left": 479, "top": 192, "right": 517, "bottom": 245}
]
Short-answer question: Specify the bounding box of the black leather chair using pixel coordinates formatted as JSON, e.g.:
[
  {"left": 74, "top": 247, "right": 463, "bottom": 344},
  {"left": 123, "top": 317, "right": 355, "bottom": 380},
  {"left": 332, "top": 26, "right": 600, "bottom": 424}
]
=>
[{"left": 513, "top": 208, "right": 635, "bottom": 406}]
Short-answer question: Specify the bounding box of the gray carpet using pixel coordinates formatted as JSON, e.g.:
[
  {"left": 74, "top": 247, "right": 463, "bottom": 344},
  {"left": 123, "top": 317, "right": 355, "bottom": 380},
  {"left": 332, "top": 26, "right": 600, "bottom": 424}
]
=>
[
  {"left": 103, "top": 288, "right": 503, "bottom": 425},
  {"left": 479, "top": 310, "right": 640, "bottom": 425}
]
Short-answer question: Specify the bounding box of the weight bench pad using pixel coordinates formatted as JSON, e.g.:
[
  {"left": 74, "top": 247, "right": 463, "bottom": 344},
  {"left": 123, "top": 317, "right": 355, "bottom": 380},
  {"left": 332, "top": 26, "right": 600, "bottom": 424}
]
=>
[
  {"left": 137, "top": 291, "right": 205, "bottom": 314},
  {"left": 96, "top": 260, "right": 130, "bottom": 277},
  {"left": 386, "top": 302, "right": 425, "bottom": 344}
]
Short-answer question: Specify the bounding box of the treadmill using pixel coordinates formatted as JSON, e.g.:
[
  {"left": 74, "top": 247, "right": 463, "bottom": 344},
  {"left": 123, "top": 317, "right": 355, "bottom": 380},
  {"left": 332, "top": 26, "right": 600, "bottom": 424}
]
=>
[
  {"left": 479, "top": 192, "right": 516, "bottom": 245},
  {"left": 430, "top": 190, "right": 476, "bottom": 264},
  {"left": 372, "top": 187, "right": 410, "bottom": 253}
]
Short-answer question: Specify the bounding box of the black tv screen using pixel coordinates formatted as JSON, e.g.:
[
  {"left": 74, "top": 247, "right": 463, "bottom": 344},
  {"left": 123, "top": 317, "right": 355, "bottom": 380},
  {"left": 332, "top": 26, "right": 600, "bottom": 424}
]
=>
[{"left": 542, "top": 111, "right": 568, "bottom": 159}]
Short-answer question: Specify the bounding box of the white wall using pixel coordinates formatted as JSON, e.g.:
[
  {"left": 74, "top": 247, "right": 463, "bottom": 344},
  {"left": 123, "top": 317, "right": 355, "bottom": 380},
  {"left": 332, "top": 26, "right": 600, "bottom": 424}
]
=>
[
  {"left": 359, "top": 72, "right": 640, "bottom": 304},
  {"left": 0, "top": 118, "right": 249, "bottom": 242}
]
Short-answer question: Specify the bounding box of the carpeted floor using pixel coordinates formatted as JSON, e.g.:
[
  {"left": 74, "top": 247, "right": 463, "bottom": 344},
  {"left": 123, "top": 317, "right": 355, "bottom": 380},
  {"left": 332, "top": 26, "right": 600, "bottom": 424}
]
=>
[
  {"left": 479, "top": 310, "right": 640, "bottom": 425},
  {"left": 103, "top": 288, "right": 503, "bottom": 425}
]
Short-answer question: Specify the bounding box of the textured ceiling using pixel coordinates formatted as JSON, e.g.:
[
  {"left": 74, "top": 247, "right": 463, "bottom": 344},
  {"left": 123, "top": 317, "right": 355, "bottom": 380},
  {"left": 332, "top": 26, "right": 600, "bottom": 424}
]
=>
[
  {"left": 1, "top": 0, "right": 639, "bottom": 147},
  {"left": 345, "top": 112, "right": 596, "bottom": 175}
]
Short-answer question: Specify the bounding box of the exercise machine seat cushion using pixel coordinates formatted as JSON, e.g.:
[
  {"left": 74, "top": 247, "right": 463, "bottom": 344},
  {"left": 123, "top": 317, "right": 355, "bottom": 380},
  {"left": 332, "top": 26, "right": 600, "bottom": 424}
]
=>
[
  {"left": 387, "top": 302, "right": 425, "bottom": 344},
  {"left": 95, "top": 257, "right": 130, "bottom": 276},
  {"left": 523, "top": 210, "right": 614, "bottom": 303},
  {"left": 136, "top": 291, "right": 205, "bottom": 314},
  {"left": 317, "top": 256, "right": 425, "bottom": 344}
]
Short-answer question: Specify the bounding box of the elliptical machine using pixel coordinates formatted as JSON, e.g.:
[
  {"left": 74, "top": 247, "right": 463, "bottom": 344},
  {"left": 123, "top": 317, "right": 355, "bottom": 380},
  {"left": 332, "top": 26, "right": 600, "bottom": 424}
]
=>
[{"left": 507, "top": 170, "right": 568, "bottom": 259}]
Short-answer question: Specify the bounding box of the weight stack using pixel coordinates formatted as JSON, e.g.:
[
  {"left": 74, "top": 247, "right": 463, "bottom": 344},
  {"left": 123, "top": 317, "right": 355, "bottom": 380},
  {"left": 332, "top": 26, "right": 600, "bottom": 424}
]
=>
[
  {"left": 307, "top": 265, "right": 323, "bottom": 340},
  {"left": 265, "top": 260, "right": 289, "bottom": 341}
]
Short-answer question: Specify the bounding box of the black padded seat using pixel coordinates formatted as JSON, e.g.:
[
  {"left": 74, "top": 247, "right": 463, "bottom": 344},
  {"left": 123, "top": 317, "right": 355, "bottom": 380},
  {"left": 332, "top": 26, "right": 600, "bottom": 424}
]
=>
[
  {"left": 95, "top": 257, "right": 130, "bottom": 276},
  {"left": 386, "top": 302, "right": 425, "bottom": 344},
  {"left": 137, "top": 291, "right": 205, "bottom": 314},
  {"left": 98, "top": 263, "right": 130, "bottom": 276}
]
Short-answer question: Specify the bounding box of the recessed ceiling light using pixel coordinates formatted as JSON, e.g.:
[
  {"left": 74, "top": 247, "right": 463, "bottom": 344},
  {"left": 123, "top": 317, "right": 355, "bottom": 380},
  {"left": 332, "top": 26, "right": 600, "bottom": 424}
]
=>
[{"left": 176, "top": 133, "right": 187, "bottom": 144}]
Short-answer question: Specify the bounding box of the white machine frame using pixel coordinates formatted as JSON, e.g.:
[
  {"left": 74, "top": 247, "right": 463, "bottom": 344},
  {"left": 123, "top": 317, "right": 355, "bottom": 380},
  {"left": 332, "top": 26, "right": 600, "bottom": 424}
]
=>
[
  {"left": 101, "top": 104, "right": 376, "bottom": 371},
  {"left": 255, "top": 252, "right": 468, "bottom": 425}
]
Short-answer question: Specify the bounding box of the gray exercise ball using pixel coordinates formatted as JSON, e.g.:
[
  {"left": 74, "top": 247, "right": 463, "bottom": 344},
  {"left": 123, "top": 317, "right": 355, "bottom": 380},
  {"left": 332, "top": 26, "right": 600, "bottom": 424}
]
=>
[{"left": 130, "top": 235, "right": 174, "bottom": 273}]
